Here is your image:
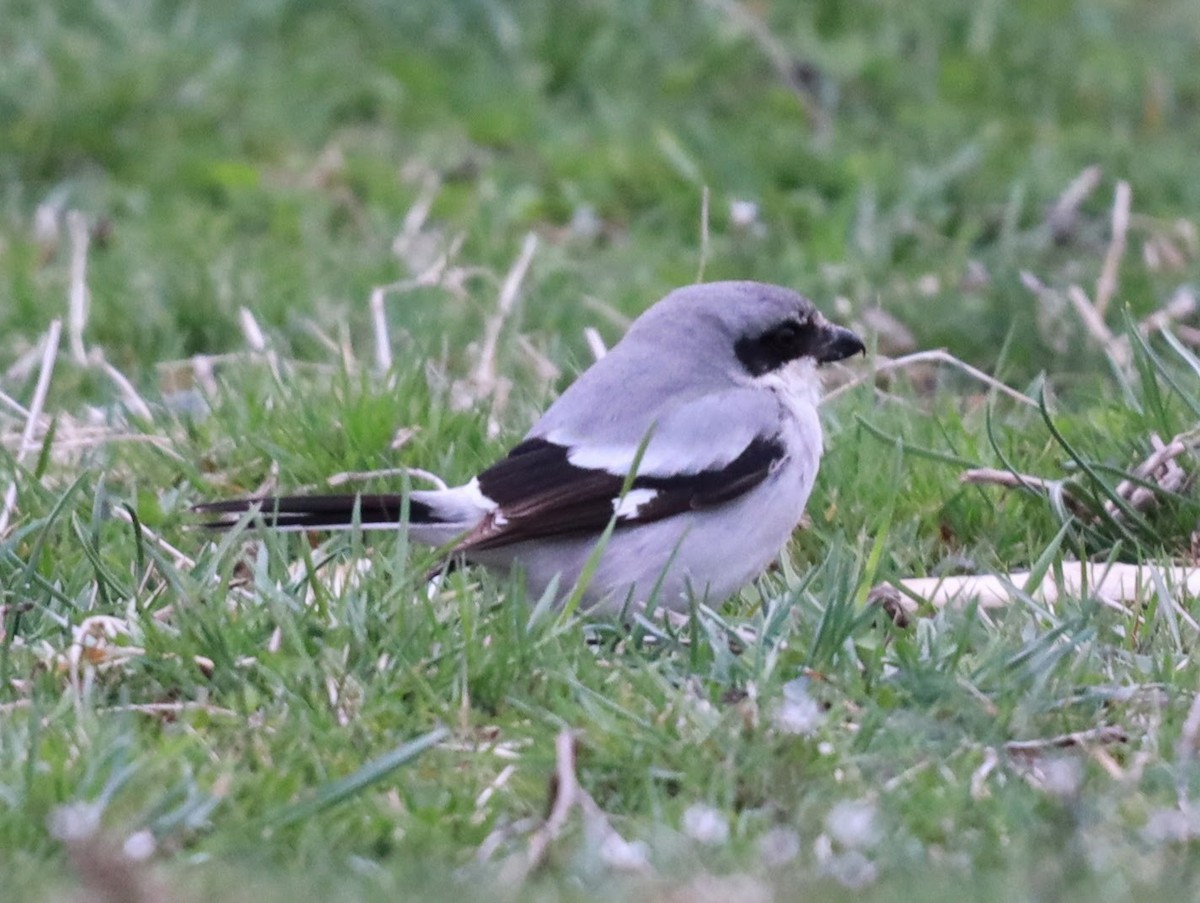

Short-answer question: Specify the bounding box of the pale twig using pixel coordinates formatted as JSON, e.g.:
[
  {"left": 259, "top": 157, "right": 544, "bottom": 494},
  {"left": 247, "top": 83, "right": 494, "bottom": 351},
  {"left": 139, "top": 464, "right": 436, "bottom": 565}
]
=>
[
  {"left": 0, "top": 387, "right": 33, "bottom": 420},
  {"left": 965, "top": 426, "right": 1196, "bottom": 523},
  {"left": 1105, "top": 432, "right": 1194, "bottom": 519},
  {"left": 0, "top": 321, "right": 62, "bottom": 536},
  {"left": 93, "top": 353, "right": 153, "bottom": 421},
  {"left": 1094, "top": 180, "right": 1132, "bottom": 318},
  {"left": 1066, "top": 284, "right": 1131, "bottom": 369},
  {"left": 392, "top": 172, "right": 441, "bottom": 262},
  {"left": 472, "top": 764, "right": 517, "bottom": 825},
  {"left": 238, "top": 307, "right": 268, "bottom": 353},
  {"left": 1005, "top": 725, "right": 1129, "bottom": 757},
  {"left": 368, "top": 237, "right": 464, "bottom": 374},
  {"left": 321, "top": 466, "right": 449, "bottom": 492},
  {"left": 970, "top": 747, "right": 999, "bottom": 800},
  {"left": 515, "top": 335, "right": 561, "bottom": 384},
  {"left": 66, "top": 210, "right": 90, "bottom": 366},
  {"left": 873, "top": 561, "right": 1200, "bottom": 621},
  {"left": 98, "top": 701, "right": 239, "bottom": 718},
  {"left": 696, "top": 185, "right": 710, "bottom": 283},
  {"left": 583, "top": 326, "right": 608, "bottom": 362},
  {"left": 110, "top": 505, "right": 196, "bottom": 571},
  {"left": 1046, "top": 164, "right": 1103, "bottom": 240},
  {"left": 496, "top": 730, "right": 647, "bottom": 882},
  {"left": 501, "top": 730, "right": 580, "bottom": 883},
  {"left": 0, "top": 430, "right": 183, "bottom": 463},
  {"left": 960, "top": 467, "right": 1091, "bottom": 518},
  {"left": 470, "top": 232, "right": 539, "bottom": 399},
  {"left": 4, "top": 342, "right": 46, "bottom": 383},
  {"left": 961, "top": 468, "right": 1061, "bottom": 493},
  {"left": 1175, "top": 691, "right": 1200, "bottom": 808},
  {"left": 1139, "top": 285, "right": 1197, "bottom": 336},
  {"left": 580, "top": 295, "right": 632, "bottom": 330},
  {"left": 369, "top": 286, "right": 395, "bottom": 373},
  {"left": 821, "top": 349, "right": 1038, "bottom": 408},
  {"left": 64, "top": 211, "right": 155, "bottom": 420}
]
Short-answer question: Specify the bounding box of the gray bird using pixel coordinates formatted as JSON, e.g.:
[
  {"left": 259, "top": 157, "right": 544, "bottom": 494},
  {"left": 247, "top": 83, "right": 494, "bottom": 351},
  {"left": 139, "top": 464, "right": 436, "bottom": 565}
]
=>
[{"left": 195, "top": 281, "right": 864, "bottom": 614}]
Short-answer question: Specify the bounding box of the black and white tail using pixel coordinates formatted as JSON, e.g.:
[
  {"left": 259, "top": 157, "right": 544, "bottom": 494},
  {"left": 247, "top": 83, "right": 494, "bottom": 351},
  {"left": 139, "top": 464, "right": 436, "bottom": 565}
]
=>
[{"left": 192, "top": 483, "right": 493, "bottom": 547}]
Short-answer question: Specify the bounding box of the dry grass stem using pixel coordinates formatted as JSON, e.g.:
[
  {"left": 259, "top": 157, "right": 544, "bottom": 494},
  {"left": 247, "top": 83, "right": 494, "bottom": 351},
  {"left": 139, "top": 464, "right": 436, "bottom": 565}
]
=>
[
  {"left": 580, "top": 295, "right": 632, "bottom": 329},
  {"left": 1046, "top": 164, "right": 1103, "bottom": 239},
  {"left": 498, "top": 729, "right": 582, "bottom": 882},
  {"left": 874, "top": 561, "right": 1200, "bottom": 620},
  {"left": 1105, "top": 432, "right": 1194, "bottom": 519},
  {"left": 583, "top": 326, "right": 608, "bottom": 361},
  {"left": 970, "top": 747, "right": 1000, "bottom": 800},
  {"left": 66, "top": 210, "right": 91, "bottom": 366},
  {"left": 1140, "top": 285, "right": 1197, "bottom": 336},
  {"left": 962, "top": 468, "right": 1059, "bottom": 493},
  {"left": 470, "top": 232, "right": 539, "bottom": 399},
  {"left": 393, "top": 171, "right": 441, "bottom": 263},
  {"left": 1066, "top": 284, "right": 1131, "bottom": 368},
  {"left": 821, "top": 349, "right": 1038, "bottom": 408},
  {"left": 697, "top": 184, "right": 710, "bottom": 283},
  {"left": 368, "top": 287, "right": 395, "bottom": 373},
  {"left": 496, "top": 729, "right": 647, "bottom": 883},
  {"left": 1175, "top": 691, "right": 1200, "bottom": 807},
  {"left": 99, "top": 701, "right": 239, "bottom": 718},
  {"left": 964, "top": 429, "right": 1196, "bottom": 523},
  {"left": 0, "top": 320, "right": 62, "bottom": 536},
  {"left": 515, "top": 334, "right": 562, "bottom": 383},
  {"left": 95, "top": 356, "right": 154, "bottom": 421},
  {"left": 110, "top": 505, "right": 196, "bottom": 571},
  {"left": 0, "top": 386, "right": 34, "bottom": 420},
  {"left": 961, "top": 468, "right": 1091, "bottom": 517},
  {"left": 321, "top": 466, "right": 449, "bottom": 492},
  {"left": 1095, "top": 180, "right": 1132, "bottom": 318},
  {"left": 472, "top": 763, "right": 518, "bottom": 825},
  {"left": 238, "top": 307, "right": 267, "bottom": 352},
  {"left": 370, "top": 231, "right": 470, "bottom": 373},
  {"left": 238, "top": 306, "right": 284, "bottom": 385},
  {"left": 1005, "top": 725, "right": 1129, "bottom": 757}
]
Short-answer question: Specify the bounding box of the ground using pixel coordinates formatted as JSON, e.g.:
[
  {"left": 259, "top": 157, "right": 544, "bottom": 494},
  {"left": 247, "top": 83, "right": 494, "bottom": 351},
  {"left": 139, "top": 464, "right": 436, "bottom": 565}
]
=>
[{"left": 3, "top": 0, "right": 1200, "bottom": 899}]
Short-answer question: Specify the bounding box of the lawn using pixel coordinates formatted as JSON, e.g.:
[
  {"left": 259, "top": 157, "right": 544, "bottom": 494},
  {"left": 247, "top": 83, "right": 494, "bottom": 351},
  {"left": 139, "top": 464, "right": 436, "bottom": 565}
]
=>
[{"left": 3, "top": 0, "right": 1200, "bottom": 899}]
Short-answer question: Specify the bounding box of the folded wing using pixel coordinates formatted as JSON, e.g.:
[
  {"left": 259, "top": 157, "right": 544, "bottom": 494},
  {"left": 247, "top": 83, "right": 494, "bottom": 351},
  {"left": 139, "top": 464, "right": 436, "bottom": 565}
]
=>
[{"left": 460, "top": 389, "right": 788, "bottom": 552}]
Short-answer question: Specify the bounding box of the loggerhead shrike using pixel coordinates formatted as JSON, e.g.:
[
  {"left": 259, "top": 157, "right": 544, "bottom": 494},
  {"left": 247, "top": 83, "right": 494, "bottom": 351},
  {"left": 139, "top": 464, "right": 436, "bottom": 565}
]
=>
[{"left": 195, "top": 281, "right": 864, "bottom": 614}]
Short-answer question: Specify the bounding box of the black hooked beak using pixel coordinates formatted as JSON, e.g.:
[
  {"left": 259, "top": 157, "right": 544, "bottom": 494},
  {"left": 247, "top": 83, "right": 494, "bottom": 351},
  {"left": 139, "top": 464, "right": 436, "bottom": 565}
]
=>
[{"left": 814, "top": 323, "right": 866, "bottom": 364}]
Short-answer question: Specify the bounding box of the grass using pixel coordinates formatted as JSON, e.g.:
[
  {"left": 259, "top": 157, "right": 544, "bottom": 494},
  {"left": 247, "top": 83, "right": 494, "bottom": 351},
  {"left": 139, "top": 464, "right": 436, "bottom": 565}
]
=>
[{"left": 3, "top": 0, "right": 1200, "bottom": 899}]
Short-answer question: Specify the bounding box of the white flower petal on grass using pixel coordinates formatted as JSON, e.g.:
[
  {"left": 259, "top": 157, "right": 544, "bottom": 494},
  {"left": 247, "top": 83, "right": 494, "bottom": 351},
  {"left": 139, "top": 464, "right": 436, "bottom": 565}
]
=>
[
  {"left": 683, "top": 803, "right": 730, "bottom": 846},
  {"left": 729, "top": 199, "right": 760, "bottom": 229},
  {"left": 824, "top": 849, "right": 878, "bottom": 890},
  {"left": 598, "top": 833, "right": 650, "bottom": 872},
  {"left": 123, "top": 830, "right": 156, "bottom": 861},
  {"left": 771, "top": 678, "right": 825, "bottom": 736},
  {"left": 825, "top": 799, "right": 880, "bottom": 850},
  {"left": 758, "top": 826, "right": 801, "bottom": 867},
  {"left": 1040, "top": 756, "right": 1083, "bottom": 798}
]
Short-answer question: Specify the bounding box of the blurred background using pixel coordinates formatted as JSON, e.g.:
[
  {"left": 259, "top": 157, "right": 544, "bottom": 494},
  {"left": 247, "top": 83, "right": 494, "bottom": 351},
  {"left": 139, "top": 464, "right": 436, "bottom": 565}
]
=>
[{"left": 3, "top": 0, "right": 1199, "bottom": 391}]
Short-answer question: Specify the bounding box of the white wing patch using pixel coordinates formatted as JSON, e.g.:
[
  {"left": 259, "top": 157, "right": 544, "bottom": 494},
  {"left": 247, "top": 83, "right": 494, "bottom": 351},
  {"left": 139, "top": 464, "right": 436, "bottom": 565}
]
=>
[
  {"left": 540, "top": 387, "right": 783, "bottom": 479},
  {"left": 557, "top": 436, "right": 739, "bottom": 478},
  {"left": 612, "top": 487, "right": 659, "bottom": 520},
  {"left": 462, "top": 477, "right": 499, "bottom": 511}
]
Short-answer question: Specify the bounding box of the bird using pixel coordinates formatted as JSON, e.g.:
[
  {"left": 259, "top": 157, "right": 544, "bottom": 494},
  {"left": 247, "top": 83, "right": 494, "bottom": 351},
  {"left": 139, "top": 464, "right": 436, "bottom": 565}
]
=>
[{"left": 194, "top": 281, "right": 865, "bottom": 615}]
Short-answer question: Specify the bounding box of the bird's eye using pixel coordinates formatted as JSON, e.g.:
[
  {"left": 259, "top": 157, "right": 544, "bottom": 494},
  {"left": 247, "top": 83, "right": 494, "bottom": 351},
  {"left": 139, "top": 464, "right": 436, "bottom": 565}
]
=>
[
  {"left": 734, "top": 318, "right": 813, "bottom": 376},
  {"left": 763, "top": 321, "right": 805, "bottom": 357}
]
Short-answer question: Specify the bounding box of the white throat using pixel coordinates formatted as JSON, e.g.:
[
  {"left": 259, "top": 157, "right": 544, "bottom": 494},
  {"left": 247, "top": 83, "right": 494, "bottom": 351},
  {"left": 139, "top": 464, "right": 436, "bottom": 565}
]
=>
[{"left": 754, "top": 357, "right": 822, "bottom": 412}]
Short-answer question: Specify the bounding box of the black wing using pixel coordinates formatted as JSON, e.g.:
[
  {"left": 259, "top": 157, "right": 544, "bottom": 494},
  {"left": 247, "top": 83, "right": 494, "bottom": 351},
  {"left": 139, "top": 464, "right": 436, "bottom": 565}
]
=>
[{"left": 459, "top": 434, "right": 787, "bottom": 552}]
